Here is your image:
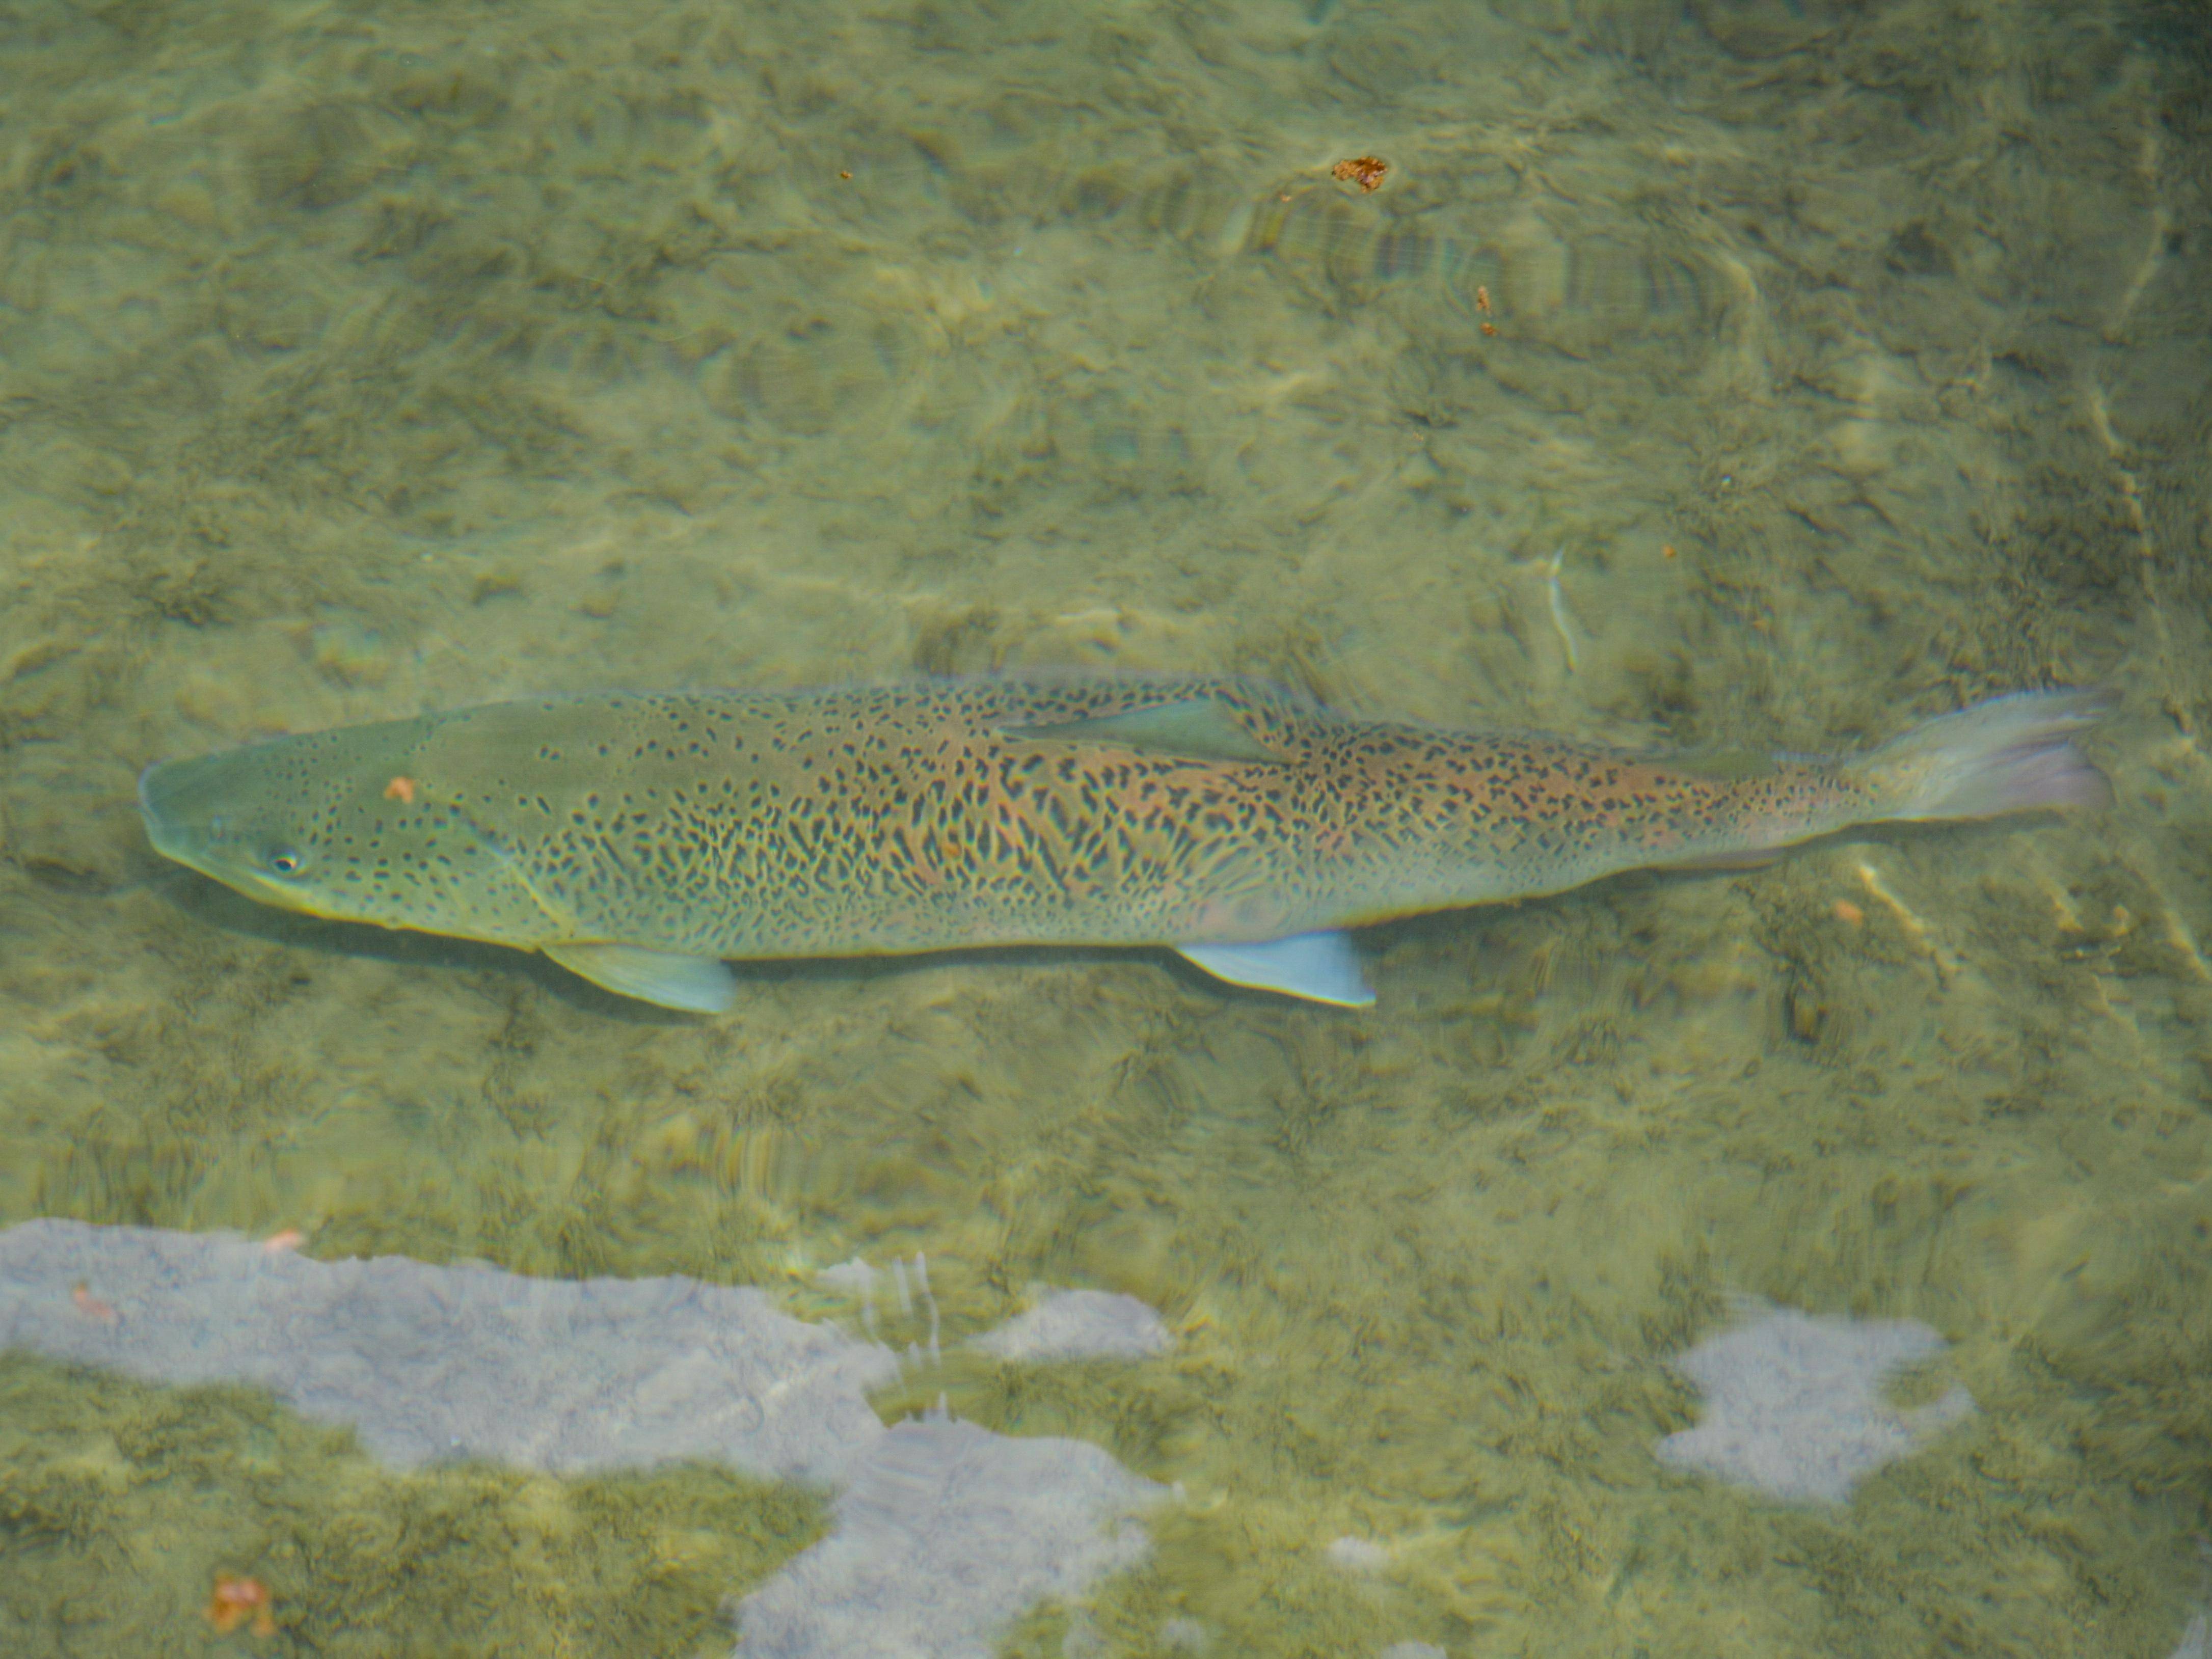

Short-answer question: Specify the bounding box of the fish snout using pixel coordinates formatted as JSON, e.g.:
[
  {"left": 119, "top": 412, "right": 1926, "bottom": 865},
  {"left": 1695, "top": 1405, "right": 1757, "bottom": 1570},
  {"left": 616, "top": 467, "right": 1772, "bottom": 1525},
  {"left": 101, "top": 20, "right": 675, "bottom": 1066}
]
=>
[
  {"left": 136, "top": 753, "right": 235, "bottom": 864},
  {"left": 136, "top": 758, "right": 167, "bottom": 827}
]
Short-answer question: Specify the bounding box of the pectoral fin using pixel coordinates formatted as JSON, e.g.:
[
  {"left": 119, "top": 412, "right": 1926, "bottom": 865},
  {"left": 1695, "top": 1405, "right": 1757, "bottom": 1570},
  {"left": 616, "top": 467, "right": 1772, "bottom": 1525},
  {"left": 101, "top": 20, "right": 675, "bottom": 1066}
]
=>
[
  {"left": 543, "top": 943, "right": 737, "bottom": 1013},
  {"left": 1008, "top": 697, "right": 1280, "bottom": 764},
  {"left": 1176, "top": 931, "right": 1374, "bottom": 1007}
]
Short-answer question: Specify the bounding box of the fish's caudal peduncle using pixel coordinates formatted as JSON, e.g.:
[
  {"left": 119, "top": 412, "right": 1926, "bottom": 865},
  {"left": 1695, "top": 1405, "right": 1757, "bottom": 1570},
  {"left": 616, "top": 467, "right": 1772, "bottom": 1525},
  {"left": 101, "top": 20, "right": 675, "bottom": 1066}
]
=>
[{"left": 136, "top": 676, "right": 2113, "bottom": 1012}]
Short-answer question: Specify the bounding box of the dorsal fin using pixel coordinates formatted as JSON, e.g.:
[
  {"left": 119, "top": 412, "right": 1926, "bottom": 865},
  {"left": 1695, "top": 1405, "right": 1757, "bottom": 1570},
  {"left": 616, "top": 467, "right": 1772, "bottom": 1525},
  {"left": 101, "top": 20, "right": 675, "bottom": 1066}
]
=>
[{"left": 1005, "top": 696, "right": 1281, "bottom": 765}]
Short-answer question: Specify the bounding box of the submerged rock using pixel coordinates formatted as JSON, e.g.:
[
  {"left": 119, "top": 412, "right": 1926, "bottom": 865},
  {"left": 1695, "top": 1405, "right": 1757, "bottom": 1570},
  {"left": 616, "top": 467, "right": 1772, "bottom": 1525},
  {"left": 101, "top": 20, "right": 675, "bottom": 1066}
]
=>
[
  {"left": 0, "top": 1219, "right": 1165, "bottom": 1658},
  {"left": 1657, "top": 1298, "right": 1974, "bottom": 1504},
  {"left": 969, "top": 1287, "right": 1173, "bottom": 1364}
]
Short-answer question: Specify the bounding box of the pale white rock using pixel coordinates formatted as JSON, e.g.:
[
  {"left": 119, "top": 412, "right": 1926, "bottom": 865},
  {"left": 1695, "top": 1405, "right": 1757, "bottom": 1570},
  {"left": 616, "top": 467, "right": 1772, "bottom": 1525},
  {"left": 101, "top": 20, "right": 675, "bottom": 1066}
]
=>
[
  {"left": 0, "top": 1219, "right": 1168, "bottom": 1659},
  {"left": 969, "top": 1287, "right": 1172, "bottom": 1363},
  {"left": 1326, "top": 1536, "right": 1391, "bottom": 1574},
  {"left": 1657, "top": 1298, "right": 1975, "bottom": 1504},
  {"left": 0, "top": 1217, "right": 888, "bottom": 1482},
  {"left": 732, "top": 1409, "right": 1161, "bottom": 1659}
]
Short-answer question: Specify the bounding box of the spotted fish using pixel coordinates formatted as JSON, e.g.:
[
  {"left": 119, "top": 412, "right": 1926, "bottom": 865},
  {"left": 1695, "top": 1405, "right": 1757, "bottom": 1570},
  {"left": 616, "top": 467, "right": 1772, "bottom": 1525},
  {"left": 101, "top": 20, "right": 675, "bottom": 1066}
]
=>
[{"left": 137, "top": 675, "right": 2110, "bottom": 1011}]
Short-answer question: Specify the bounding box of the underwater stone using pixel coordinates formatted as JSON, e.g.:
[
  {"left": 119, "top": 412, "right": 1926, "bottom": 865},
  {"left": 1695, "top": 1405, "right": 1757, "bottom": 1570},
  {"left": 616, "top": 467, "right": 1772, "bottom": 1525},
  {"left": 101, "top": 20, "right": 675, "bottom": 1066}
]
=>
[
  {"left": 733, "top": 1409, "right": 1158, "bottom": 1658},
  {"left": 0, "top": 1217, "right": 891, "bottom": 1482},
  {"left": 968, "top": 1287, "right": 1173, "bottom": 1363},
  {"left": 1325, "top": 1535, "right": 1391, "bottom": 1574},
  {"left": 0, "top": 1220, "right": 1166, "bottom": 1656},
  {"left": 1656, "top": 1299, "right": 1975, "bottom": 1504}
]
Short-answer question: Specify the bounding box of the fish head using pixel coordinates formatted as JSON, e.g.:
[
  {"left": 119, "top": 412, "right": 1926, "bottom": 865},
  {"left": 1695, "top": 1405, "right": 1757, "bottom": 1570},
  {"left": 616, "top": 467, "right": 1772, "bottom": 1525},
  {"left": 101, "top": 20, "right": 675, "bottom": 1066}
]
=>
[{"left": 138, "top": 715, "right": 555, "bottom": 945}]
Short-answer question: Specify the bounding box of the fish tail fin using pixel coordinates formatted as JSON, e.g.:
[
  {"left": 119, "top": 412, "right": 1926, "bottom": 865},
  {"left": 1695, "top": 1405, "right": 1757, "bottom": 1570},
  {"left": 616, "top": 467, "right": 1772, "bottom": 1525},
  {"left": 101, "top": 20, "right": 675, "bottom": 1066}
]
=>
[{"left": 1847, "top": 689, "right": 2115, "bottom": 823}]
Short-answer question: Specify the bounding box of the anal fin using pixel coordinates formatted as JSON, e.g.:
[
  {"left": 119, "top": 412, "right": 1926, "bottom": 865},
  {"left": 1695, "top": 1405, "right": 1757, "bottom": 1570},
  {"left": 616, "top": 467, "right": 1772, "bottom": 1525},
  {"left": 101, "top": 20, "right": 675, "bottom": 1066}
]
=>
[
  {"left": 544, "top": 943, "right": 737, "bottom": 1013},
  {"left": 1176, "top": 931, "right": 1374, "bottom": 1007}
]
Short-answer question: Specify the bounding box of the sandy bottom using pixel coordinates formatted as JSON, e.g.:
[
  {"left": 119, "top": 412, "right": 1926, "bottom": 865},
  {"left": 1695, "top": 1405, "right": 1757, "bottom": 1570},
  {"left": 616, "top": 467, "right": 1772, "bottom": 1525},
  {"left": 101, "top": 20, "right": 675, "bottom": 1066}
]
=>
[{"left": 4, "top": 0, "right": 2212, "bottom": 1652}]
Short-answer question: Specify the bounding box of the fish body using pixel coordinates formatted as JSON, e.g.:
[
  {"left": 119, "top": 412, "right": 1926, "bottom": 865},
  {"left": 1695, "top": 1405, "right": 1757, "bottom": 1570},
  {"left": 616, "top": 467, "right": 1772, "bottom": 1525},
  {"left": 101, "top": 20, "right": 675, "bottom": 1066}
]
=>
[{"left": 138, "top": 674, "right": 2110, "bottom": 1010}]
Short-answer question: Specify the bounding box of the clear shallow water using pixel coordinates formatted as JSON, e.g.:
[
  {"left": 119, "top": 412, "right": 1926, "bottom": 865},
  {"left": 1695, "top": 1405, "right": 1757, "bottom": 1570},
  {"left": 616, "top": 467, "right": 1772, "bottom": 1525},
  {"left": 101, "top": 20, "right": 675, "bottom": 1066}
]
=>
[{"left": 4, "top": 0, "right": 2211, "bottom": 1653}]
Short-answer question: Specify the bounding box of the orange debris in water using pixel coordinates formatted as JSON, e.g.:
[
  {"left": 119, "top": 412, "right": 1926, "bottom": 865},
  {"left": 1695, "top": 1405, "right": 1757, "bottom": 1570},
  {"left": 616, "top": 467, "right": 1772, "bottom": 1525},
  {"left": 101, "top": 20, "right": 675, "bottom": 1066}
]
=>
[
  {"left": 205, "top": 1574, "right": 276, "bottom": 1638},
  {"left": 1832, "top": 900, "right": 1865, "bottom": 926},
  {"left": 70, "top": 1282, "right": 118, "bottom": 1324},
  {"left": 1662, "top": 543, "right": 1679, "bottom": 559},
  {"left": 1330, "top": 155, "right": 1387, "bottom": 192},
  {"left": 1474, "top": 284, "right": 1492, "bottom": 315},
  {"left": 261, "top": 1229, "right": 306, "bottom": 1254},
  {"left": 383, "top": 775, "right": 417, "bottom": 803}
]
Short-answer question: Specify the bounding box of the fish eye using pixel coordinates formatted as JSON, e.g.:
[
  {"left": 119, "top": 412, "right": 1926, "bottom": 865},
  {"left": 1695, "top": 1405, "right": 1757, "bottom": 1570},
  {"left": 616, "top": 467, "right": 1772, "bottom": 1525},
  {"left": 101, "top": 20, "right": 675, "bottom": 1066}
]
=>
[{"left": 264, "top": 846, "right": 305, "bottom": 876}]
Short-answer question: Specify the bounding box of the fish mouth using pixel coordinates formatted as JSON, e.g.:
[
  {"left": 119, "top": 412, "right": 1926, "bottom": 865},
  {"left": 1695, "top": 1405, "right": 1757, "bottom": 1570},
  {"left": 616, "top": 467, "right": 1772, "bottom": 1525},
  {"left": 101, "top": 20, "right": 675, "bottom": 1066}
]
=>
[
  {"left": 137, "top": 755, "right": 281, "bottom": 900},
  {"left": 138, "top": 757, "right": 202, "bottom": 867}
]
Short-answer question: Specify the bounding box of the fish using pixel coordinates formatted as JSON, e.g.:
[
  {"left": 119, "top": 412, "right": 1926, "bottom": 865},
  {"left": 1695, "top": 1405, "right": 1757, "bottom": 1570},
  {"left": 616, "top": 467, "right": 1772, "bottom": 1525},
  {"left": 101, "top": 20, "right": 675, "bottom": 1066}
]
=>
[{"left": 136, "top": 675, "right": 2112, "bottom": 1013}]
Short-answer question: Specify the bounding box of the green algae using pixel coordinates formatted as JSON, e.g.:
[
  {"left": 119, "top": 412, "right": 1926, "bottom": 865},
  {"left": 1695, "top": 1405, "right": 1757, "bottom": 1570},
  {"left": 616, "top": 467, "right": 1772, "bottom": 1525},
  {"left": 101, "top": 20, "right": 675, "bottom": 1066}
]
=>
[{"left": 0, "top": 1352, "right": 824, "bottom": 1656}]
